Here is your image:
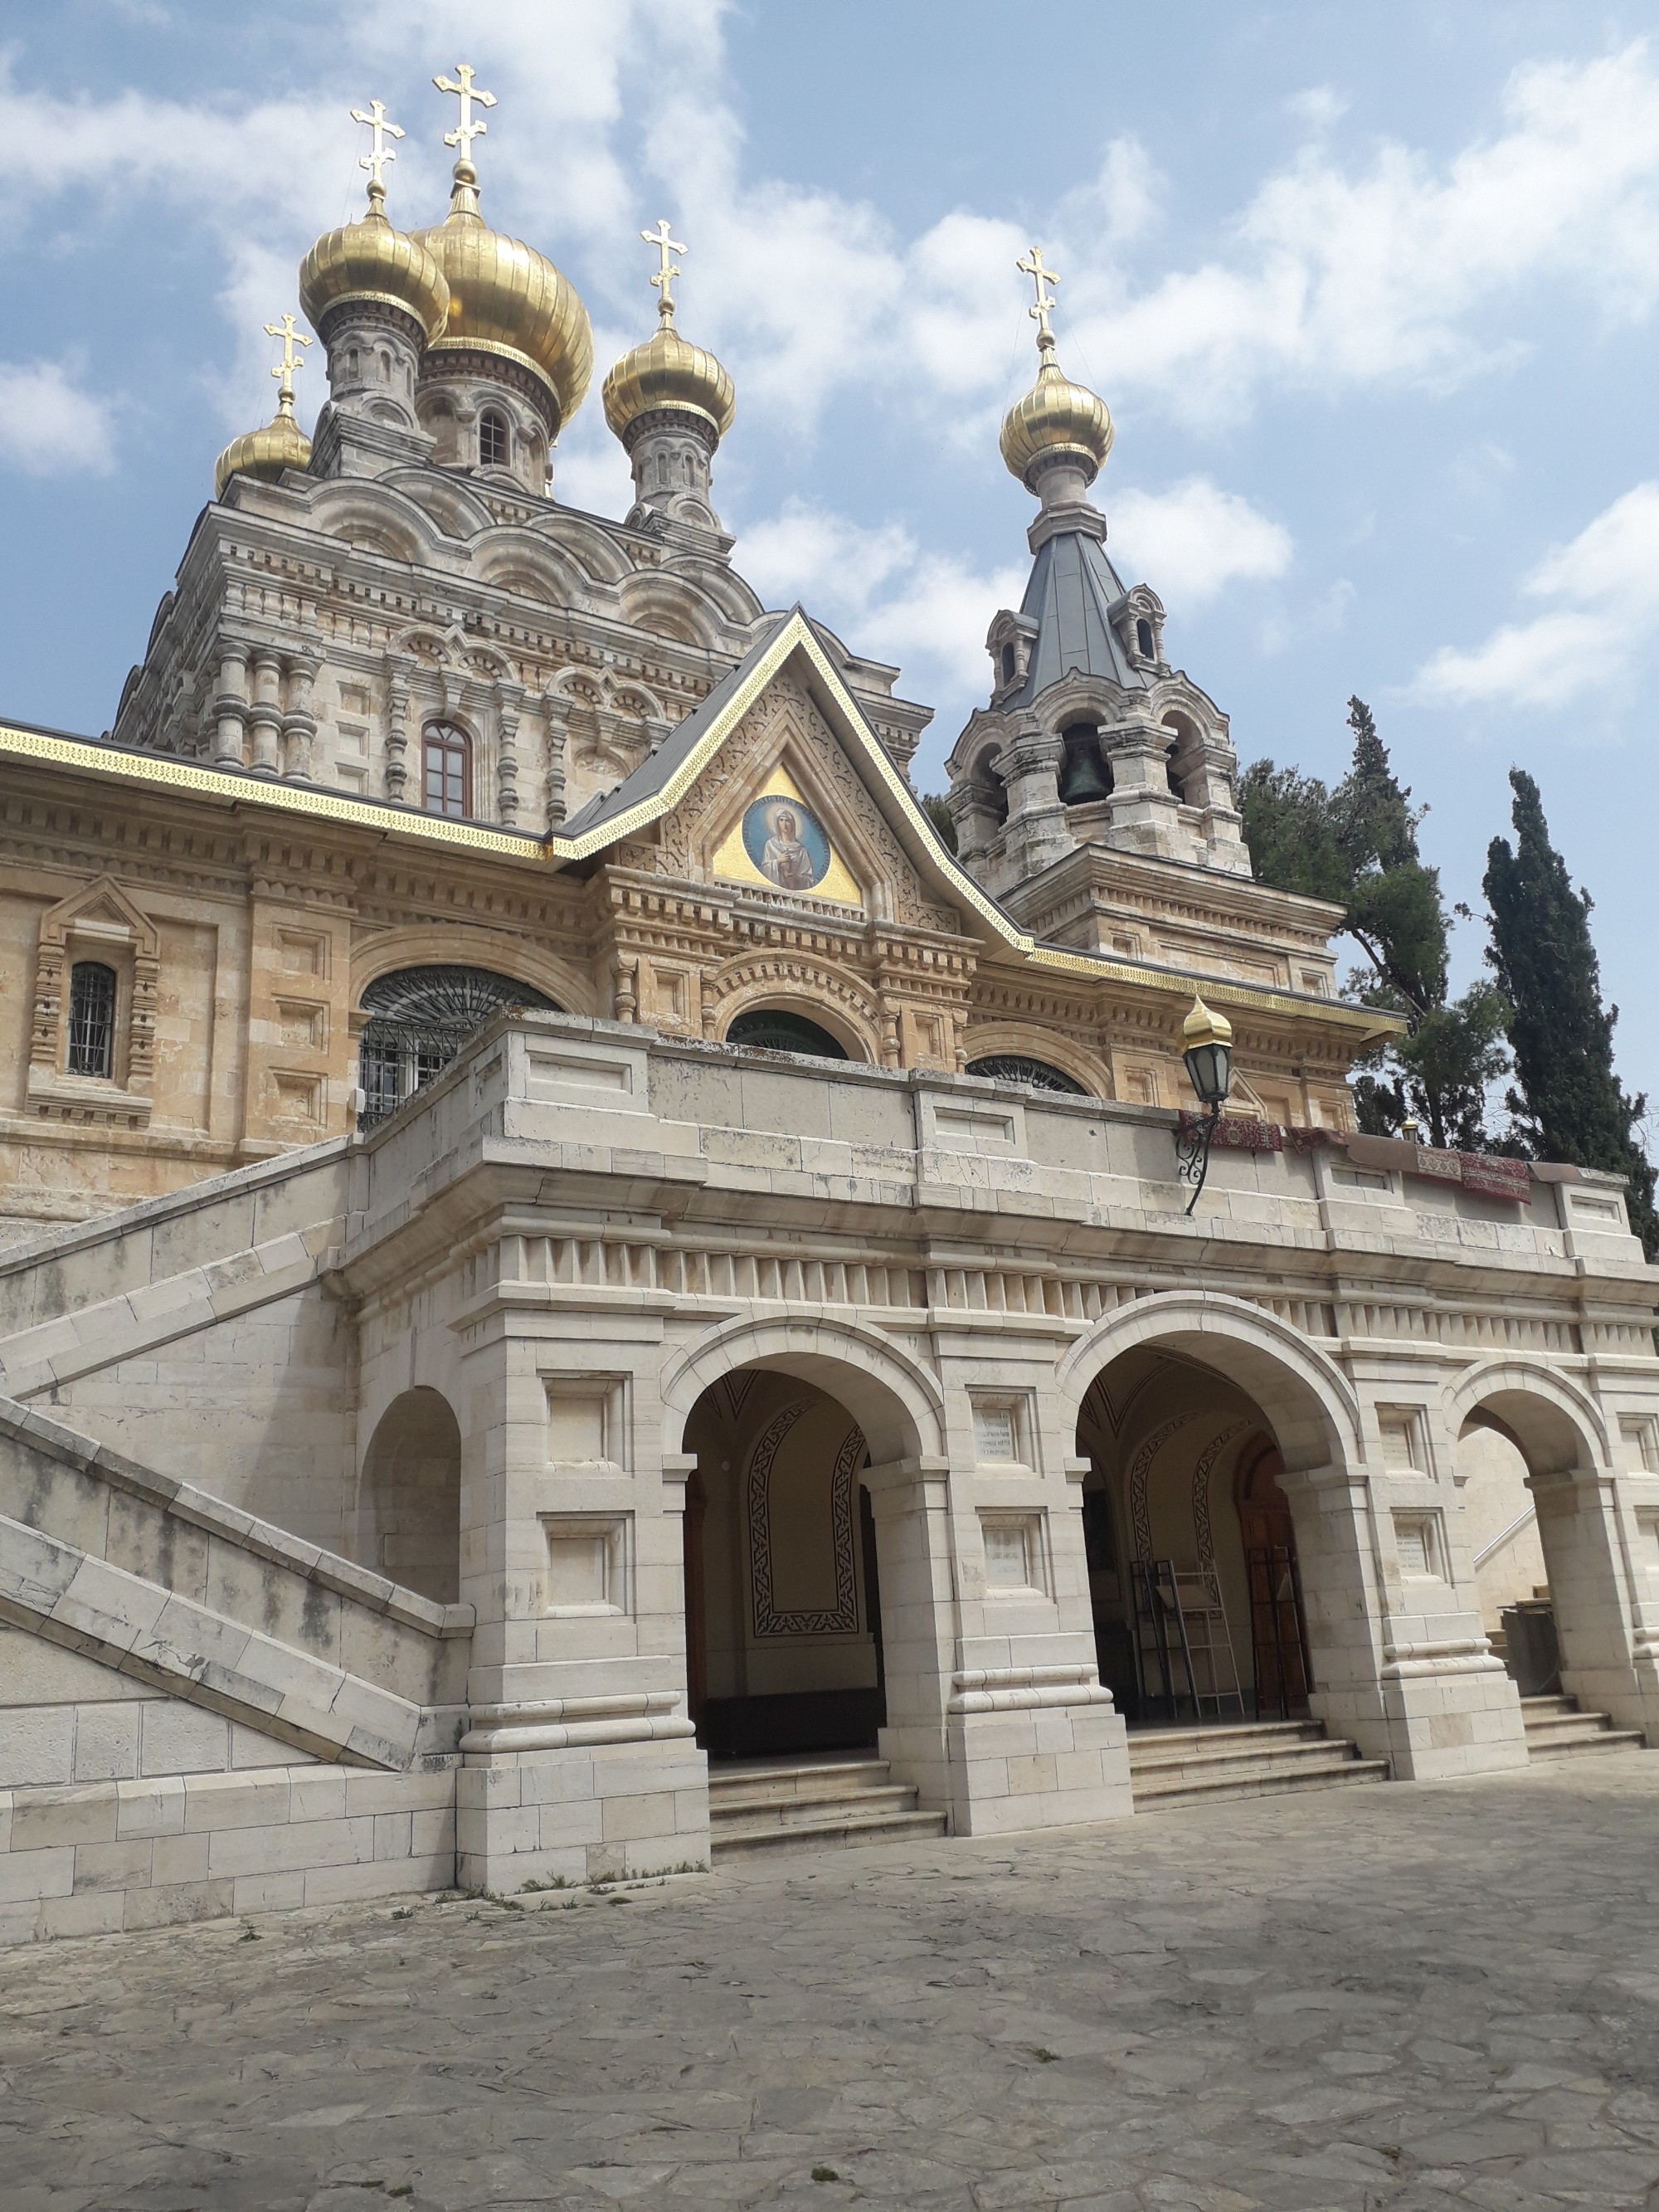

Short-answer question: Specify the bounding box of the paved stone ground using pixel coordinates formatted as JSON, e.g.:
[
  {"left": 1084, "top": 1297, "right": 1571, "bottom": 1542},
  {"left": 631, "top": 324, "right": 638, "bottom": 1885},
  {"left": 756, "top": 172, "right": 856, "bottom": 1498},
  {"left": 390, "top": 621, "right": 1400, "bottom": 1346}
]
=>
[{"left": 5, "top": 1760, "right": 1659, "bottom": 2211}]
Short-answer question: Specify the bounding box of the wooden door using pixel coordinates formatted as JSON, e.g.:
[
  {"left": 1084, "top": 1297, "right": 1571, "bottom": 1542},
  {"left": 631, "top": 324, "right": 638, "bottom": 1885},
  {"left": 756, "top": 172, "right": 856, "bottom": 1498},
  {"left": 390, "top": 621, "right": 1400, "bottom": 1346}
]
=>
[{"left": 1235, "top": 1439, "right": 1311, "bottom": 1719}]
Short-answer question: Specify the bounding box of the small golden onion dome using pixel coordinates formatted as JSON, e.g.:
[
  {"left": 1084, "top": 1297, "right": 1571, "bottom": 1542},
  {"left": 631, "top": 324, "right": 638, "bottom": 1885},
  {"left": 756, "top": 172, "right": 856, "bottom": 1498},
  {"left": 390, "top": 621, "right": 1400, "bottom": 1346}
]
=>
[
  {"left": 1182, "top": 995, "right": 1233, "bottom": 1051},
  {"left": 601, "top": 318, "right": 734, "bottom": 443},
  {"left": 298, "top": 197, "right": 449, "bottom": 343},
  {"left": 411, "top": 166, "right": 592, "bottom": 429},
  {"left": 214, "top": 397, "right": 311, "bottom": 500},
  {"left": 1000, "top": 346, "right": 1114, "bottom": 488}
]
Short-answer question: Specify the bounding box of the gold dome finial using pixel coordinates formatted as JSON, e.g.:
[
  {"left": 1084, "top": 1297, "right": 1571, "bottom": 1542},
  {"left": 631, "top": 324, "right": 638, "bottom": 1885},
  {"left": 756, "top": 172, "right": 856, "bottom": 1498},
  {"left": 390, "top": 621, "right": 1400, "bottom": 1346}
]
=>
[
  {"left": 433, "top": 61, "right": 496, "bottom": 200},
  {"left": 643, "top": 217, "right": 687, "bottom": 328},
  {"left": 1000, "top": 244, "right": 1114, "bottom": 494},
  {"left": 602, "top": 219, "right": 735, "bottom": 445},
  {"left": 350, "top": 97, "right": 405, "bottom": 217},
  {"left": 264, "top": 313, "right": 311, "bottom": 417},
  {"left": 298, "top": 99, "right": 450, "bottom": 347},
  {"left": 214, "top": 315, "right": 314, "bottom": 499},
  {"left": 1017, "top": 244, "right": 1062, "bottom": 360},
  {"left": 410, "top": 66, "right": 592, "bottom": 432}
]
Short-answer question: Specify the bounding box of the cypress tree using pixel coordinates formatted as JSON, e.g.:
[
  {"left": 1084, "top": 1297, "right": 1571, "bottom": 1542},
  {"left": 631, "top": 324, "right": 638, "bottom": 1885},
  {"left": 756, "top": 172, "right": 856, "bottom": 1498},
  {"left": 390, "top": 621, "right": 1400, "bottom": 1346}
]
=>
[{"left": 1485, "top": 768, "right": 1657, "bottom": 1257}]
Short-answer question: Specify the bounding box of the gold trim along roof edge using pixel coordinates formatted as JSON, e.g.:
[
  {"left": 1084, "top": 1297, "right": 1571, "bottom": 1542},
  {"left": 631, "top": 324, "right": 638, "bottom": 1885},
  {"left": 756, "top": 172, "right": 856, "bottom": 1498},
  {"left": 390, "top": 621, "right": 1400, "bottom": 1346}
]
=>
[
  {"left": 0, "top": 632, "right": 1401, "bottom": 1041},
  {"left": 0, "top": 724, "right": 540, "bottom": 859},
  {"left": 539, "top": 611, "right": 1401, "bottom": 1040}
]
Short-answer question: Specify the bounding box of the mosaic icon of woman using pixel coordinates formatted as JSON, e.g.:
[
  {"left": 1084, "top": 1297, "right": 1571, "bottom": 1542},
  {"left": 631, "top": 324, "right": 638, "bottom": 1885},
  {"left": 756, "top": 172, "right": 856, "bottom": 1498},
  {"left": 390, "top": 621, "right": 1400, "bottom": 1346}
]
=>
[{"left": 760, "top": 806, "right": 817, "bottom": 889}]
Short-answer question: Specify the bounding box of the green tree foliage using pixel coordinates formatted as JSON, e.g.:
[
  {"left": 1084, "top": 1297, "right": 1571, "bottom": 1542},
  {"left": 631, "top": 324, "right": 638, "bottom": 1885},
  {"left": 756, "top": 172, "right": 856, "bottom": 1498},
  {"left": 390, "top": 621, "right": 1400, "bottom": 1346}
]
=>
[
  {"left": 919, "top": 792, "right": 957, "bottom": 855},
  {"left": 1485, "top": 769, "right": 1657, "bottom": 1257},
  {"left": 1243, "top": 697, "right": 1508, "bottom": 1152}
]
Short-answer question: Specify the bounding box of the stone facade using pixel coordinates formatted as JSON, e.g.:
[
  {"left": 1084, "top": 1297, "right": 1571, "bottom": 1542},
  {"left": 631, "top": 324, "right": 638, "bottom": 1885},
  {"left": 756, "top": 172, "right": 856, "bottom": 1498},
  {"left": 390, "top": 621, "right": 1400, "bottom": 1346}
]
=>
[{"left": 0, "top": 121, "right": 1655, "bottom": 1941}]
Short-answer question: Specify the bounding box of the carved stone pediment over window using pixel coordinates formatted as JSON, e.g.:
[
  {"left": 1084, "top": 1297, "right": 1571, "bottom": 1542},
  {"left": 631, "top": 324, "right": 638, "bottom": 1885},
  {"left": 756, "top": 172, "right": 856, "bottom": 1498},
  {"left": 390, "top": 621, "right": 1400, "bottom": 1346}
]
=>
[
  {"left": 27, "top": 878, "right": 159, "bottom": 1128},
  {"left": 557, "top": 667, "right": 669, "bottom": 779}
]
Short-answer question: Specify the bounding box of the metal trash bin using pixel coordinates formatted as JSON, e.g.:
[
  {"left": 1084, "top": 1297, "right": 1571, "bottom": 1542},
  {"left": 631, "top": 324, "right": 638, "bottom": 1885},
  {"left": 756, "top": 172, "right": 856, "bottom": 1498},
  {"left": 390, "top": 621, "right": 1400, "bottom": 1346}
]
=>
[{"left": 1501, "top": 1599, "right": 1561, "bottom": 1697}]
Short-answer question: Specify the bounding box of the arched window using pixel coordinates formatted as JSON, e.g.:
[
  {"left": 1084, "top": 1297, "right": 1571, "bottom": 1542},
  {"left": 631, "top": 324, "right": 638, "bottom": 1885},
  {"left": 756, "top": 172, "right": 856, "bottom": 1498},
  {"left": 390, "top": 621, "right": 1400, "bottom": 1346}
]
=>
[
  {"left": 1000, "top": 644, "right": 1016, "bottom": 685},
  {"left": 66, "top": 961, "right": 117, "bottom": 1079},
  {"left": 965, "top": 1054, "right": 1088, "bottom": 1095},
  {"left": 725, "top": 1007, "right": 849, "bottom": 1061},
  {"left": 1165, "top": 743, "right": 1186, "bottom": 801},
  {"left": 479, "top": 409, "right": 509, "bottom": 467},
  {"left": 1136, "top": 617, "right": 1155, "bottom": 660},
  {"left": 358, "top": 965, "right": 562, "bottom": 1128},
  {"left": 422, "top": 721, "right": 471, "bottom": 818}
]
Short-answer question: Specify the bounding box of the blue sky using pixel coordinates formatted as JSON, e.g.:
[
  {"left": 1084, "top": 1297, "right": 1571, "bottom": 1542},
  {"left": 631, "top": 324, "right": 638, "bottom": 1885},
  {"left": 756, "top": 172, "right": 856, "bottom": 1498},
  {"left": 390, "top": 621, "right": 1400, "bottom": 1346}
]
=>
[{"left": 4, "top": 2, "right": 1658, "bottom": 1116}]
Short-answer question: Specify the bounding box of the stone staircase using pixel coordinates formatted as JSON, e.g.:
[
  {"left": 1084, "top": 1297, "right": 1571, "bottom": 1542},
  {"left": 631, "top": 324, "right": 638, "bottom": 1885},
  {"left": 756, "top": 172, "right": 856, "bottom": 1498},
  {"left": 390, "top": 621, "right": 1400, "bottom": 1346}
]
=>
[
  {"left": 1522, "top": 1695, "right": 1647, "bottom": 1760},
  {"left": 1128, "top": 1719, "right": 1389, "bottom": 1808},
  {"left": 708, "top": 1754, "right": 947, "bottom": 1861}
]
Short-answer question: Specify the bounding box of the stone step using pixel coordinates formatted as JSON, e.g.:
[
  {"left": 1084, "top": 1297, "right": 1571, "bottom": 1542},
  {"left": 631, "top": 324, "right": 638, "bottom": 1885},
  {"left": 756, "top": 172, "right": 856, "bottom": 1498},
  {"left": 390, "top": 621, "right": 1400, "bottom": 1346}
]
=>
[
  {"left": 1133, "top": 1756, "right": 1389, "bottom": 1806},
  {"left": 1520, "top": 1695, "right": 1647, "bottom": 1759},
  {"left": 711, "top": 1782, "right": 919, "bottom": 1830},
  {"left": 1128, "top": 1735, "right": 1342, "bottom": 1779},
  {"left": 712, "top": 1808, "right": 947, "bottom": 1862},
  {"left": 1526, "top": 1731, "right": 1647, "bottom": 1759},
  {"left": 708, "top": 1756, "right": 895, "bottom": 1806},
  {"left": 1127, "top": 1721, "right": 1324, "bottom": 1755}
]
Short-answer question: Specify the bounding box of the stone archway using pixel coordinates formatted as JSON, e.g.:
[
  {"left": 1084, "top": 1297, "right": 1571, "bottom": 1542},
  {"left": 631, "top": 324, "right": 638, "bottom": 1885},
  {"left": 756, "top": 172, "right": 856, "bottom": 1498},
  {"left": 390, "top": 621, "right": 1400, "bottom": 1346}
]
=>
[
  {"left": 1447, "top": 1362, "right": 1656, "bottom": 1736},
  {"left": 358, "top": 1386, "right": 462, "bottom": 1605},
  {"left": 662, "top": 1316, "right": 949, "bottom": 1794}
]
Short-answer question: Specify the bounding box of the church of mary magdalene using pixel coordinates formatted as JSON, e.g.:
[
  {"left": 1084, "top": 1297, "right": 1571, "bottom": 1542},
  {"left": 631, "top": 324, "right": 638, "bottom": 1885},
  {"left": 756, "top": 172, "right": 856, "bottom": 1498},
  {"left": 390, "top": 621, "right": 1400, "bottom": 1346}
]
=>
[{"left": 0, "top": 70, "right": 1655, "bottom": 1935}]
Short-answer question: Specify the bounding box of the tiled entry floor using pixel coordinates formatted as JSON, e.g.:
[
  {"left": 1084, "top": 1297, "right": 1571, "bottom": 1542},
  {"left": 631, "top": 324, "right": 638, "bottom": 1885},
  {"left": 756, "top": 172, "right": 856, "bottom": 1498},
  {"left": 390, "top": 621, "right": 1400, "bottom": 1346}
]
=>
[{"left": 5, "top": 1760, "right": 1659, "bottom": 2209}]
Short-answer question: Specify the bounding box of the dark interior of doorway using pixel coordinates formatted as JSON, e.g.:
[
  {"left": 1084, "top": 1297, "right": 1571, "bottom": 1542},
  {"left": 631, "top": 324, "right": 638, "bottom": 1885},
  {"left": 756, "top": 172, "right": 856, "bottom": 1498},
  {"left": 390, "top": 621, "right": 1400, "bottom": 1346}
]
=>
[{"left": 683, "top": 1475, "right": 888, "bottom": 1761}]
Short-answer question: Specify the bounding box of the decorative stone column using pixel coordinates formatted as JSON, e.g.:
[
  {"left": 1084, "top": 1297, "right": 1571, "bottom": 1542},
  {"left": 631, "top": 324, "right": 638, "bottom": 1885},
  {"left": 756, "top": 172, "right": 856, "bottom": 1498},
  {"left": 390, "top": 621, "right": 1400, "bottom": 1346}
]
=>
[
  {"left": 281, "top": 658, "right": 319, "bottom": 782},
  {"left": 495, "top": 680, "right": 523, "bottom": 829},
  {"left": 212, "top": 648, "right": 249, "bottom": 768},
  {"left": 247, "top": 650, "right": 284, "bottom": 776},
  {"left": 1000, "top": 722, "right": 1073, "bottom": 881},
  {"left": 542, "top": 689, "right": 571, "bottom": 828},
  {"left": 1102, "top": 713, "right": 1185, "bottom": 857},
  {"left": 383, "top": 657, "right": 412, "bottom": 805}
]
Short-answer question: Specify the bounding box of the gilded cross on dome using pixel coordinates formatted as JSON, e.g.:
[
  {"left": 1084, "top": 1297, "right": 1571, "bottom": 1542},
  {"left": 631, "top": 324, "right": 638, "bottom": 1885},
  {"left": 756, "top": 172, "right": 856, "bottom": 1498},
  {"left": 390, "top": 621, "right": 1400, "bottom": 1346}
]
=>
[
  {"left": 350, "top": 98, "right": 404, "bottom": 205},
  {"left": 1016, "top": 246, "right": 1060, "bottom": 353},
  {"left": 263, "top": 314, "right": 312, "bottom": 415},
  {"left": 642, "top": 217, "right": 687, "bottom": 324},
  {"left": 433, "top": 63, "right": 496, "bottom": 169}
]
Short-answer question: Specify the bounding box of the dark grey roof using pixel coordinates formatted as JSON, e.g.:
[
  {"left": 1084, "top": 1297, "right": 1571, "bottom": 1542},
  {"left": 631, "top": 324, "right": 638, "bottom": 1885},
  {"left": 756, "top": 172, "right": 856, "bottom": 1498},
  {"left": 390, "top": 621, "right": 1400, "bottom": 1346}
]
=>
[
  {"left": 559, "top": 609, "right": 793, "bottom": 841},
  {"left": 1008, "top": 528, "right": 1148, "bottom": 706}
]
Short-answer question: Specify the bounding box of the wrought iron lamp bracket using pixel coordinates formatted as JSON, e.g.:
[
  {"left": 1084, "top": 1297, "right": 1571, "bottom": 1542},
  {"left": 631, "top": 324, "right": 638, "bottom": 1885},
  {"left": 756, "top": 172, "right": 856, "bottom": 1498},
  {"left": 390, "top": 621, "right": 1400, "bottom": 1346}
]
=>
[{"left": 1176, "top": 1104, "right": 1222, "bottom": 1215}]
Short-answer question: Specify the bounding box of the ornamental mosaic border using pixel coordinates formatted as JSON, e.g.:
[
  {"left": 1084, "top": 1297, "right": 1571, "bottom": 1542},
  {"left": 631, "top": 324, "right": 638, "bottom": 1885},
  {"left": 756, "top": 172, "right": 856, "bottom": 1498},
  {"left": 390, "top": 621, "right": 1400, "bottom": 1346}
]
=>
[{"left": 747, "top": 1400, "right": 863, "bottom": 1639}]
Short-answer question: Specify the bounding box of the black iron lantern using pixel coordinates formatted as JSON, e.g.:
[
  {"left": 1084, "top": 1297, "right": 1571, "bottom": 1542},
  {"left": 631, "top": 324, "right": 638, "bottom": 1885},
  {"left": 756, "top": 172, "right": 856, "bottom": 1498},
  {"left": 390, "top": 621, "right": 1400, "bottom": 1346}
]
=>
[{"left": 1175, "top": 996, "right": 1233, "bottom": 1212}]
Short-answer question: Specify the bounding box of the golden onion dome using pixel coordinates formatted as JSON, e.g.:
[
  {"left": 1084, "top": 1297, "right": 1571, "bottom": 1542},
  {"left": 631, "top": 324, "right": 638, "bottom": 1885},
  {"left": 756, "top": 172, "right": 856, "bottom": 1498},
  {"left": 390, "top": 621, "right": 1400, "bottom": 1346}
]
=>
[
  {"left": 602, "top": 316, "right": 734, "bottom": 443},
  {"left": 298, "top": 192, "right": 449, "bottom": 343},
  {"left": 411, "top": 166, "right": 592, "bottom": 429},
  {"left": 214, "top": 396, "right": 312, "bottom": 500},
  {"left": 999, "top": 343, "right": 1114, "bottom": 488}
]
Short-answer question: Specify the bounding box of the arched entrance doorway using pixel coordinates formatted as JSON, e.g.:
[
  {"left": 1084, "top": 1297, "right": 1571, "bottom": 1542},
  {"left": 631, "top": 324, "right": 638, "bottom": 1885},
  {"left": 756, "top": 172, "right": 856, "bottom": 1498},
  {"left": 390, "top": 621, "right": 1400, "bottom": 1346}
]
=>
[
  {"left": 358, "top": 1386, "right": 462, "bottom": 1604},
  {"left": 1452, "top": 1371, "right": 1654, "bottom": 1737},
  {"left": 1077, "top": 1346, "right": 1311, "bottom": 1727},
  {"left": 682, "top": 1366, "right": 885, "bottom": 1758}
]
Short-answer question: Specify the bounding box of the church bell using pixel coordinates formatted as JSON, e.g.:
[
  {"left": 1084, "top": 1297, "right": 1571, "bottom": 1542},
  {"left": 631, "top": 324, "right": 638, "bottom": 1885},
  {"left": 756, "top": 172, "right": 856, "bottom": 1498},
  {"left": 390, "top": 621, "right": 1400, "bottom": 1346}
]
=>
[{"left": 1058, "top": 728, "right": 1112, "bottom": 804}]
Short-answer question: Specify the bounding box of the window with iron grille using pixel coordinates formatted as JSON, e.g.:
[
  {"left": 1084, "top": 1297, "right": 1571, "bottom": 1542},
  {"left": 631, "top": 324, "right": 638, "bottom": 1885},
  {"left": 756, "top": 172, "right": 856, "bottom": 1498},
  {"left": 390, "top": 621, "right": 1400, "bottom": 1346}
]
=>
[
  {"left": 422, "top": 722, "right": 470, "bottom": 818},
  {"left": 479, "top": 410, "right": 509, "bottom": 467},
  {"left": 964, "top": 1054, "right": 1087, "bottom": 1094},
  {"left": 66, "top": 961, "right": 117, "bottom": 1079},
  {"left": 357, "top": 965, "right": 562, "bottom": 1129}
]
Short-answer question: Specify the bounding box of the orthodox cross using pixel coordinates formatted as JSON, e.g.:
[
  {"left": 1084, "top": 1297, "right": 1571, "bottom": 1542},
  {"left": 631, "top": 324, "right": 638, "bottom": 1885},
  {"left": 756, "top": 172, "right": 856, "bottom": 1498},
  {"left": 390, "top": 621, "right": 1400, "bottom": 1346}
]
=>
[
  {"left": 433, "top": 64, "right": 496, "bottom": 168},
  {"left": 264, "top": 314, "right": 312, "bottom": 413},
  {"left": 351, "top": 99, "right": 404, "bottom": 202},
  {"left": 1016, "top": 246, "right": 1060, "bottom": 350},
  {"left": 642, "top": 218, "right": 687, "bottom": 323}
]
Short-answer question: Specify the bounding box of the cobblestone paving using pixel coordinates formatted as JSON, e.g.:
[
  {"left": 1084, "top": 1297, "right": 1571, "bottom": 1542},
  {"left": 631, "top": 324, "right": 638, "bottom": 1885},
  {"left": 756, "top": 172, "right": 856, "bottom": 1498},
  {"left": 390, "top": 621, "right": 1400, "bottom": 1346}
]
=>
[{"left": 5, "top": 1760, "right": 1659, "bottom": 2210}]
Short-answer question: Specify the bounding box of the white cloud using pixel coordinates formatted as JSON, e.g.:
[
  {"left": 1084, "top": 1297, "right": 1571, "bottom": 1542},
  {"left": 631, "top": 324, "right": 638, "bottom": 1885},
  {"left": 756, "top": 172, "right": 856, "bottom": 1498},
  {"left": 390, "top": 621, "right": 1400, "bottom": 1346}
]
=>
[
  {"left": 1109, "top": 477, "right": 1292, "bottom": 607},
  {"left": 737, "top": 499, "right": 1024, "bottom": 738},
  {"left": 1413, "top": 482, "right": 1659, "bottom": 709},
  {"left": 0, "top": 361, "right": 115, "bottom": 476}
]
